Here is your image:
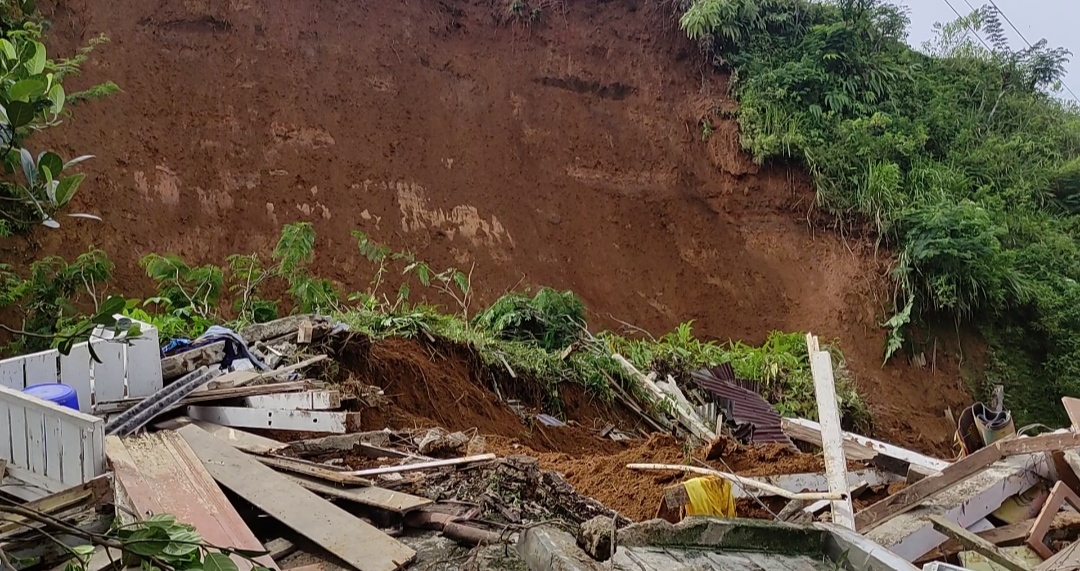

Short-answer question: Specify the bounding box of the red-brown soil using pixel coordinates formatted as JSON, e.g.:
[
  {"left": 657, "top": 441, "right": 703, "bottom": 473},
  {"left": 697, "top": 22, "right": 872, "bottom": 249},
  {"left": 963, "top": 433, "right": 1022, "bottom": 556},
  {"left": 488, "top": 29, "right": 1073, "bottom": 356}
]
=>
[{"left": 16, "top": 0, "right": 974, "bottom": 454}]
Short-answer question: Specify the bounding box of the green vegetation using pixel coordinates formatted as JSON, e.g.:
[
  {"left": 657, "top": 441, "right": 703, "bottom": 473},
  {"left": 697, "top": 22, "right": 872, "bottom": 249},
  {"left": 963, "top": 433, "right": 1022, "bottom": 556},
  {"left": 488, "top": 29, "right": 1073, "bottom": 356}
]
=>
[
  {"left": 677, "top": 0, "right": 1080, "bottom": 424},
  {"left": 0, "top": 0, "right": 117, "bottom": 235}
]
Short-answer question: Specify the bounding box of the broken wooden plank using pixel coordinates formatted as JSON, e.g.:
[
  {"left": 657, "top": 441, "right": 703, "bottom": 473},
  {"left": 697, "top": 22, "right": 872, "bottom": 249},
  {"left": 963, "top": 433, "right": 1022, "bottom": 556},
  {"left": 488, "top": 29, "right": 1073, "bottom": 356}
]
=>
[
  {"left": 285, "top": 474, "right": 432, "bottom": 513},
  {"left": 803, "top": 481, "right": 869, "bottom": 517},
  {"left": 263, "top": 538, "right": 298, "bottom": 562},
  {"left": 855, "top": 442, "right": 1004, "bottom": 532},
  {"left": 343, "top": 454, "right": 498, "bottom": 477},
  {"left": 297, "top": 320, "right": 314, "bottom": 344},
  {"left": 177, "top": 424, "right": 416, "bottom": 571},
  {"left": 187, "top": 405, "right": 356, "bottom": 433},
  {"left": 285, "top": 431, "right": 409, "bottom": 458},
  {"left": 105, "top": 431, "right": 276, "bottom": 571},
  {"left": 241, "top": 315, "right": 321, "bottom": 343},
  {"left": 256, "top": 455, "right": 372, "bottom": 485},
  {"left": 782, "top": 417, "right": 950, "bottom": 471},
  {"left": 155, "top": 417, "right": 287, "bottom": 455},
  {"left": 916, "top": 511, "right": 1080, "bottom": 564},
  {"left": 781, "top": 417, "right": 878, "bottom": 462},
  {"left": 244, "top": 390, "right": 341, "bottom": 410},
  {"left": 806, "top": 334, "right": 854, "bottom": 530},
  {"left": 161, "top": 341, "right": 226, "bottom": 382},
  {"left": 0, "top": 475, "right": 111, "bottom": 537},
  {"left": 1038, "top": 542, "right": 1080, "bottom": 571},
  {"left": 1027, "top": 481, "right": 1080, "bottom": 560},
  {"left": 998, "top": 431, "right": 1080, "bottom": 456},
  {"left": 1063, "top": 397, "right": 1080, "bottom": 431},
  {"left": 867, "top": 454, "right": 1046, "bottom": 562},
  {"left": 96, "top": 380, "right": 315, "bottom": 414},
  {"left": 929, "top": 516, "right": 1030, "bottom": 571},
  {"left": 213, "top": 355, "right": 329, "bottom": 390}
]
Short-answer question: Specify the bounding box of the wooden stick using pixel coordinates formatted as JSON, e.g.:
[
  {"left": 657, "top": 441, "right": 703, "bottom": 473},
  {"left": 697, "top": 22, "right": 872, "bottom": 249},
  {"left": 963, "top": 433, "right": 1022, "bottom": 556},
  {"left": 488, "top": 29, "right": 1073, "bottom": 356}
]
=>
[
  {"left": 625, "top": 463, "right": 845, "bottom": 501},
  {"left": 342, "top": 454, "right": 497, "bottom": 477},
  {"left": 998, "top": 431, "right": 1080, "bottom": 456},
  {"left": 929, "top": 516, "right": 1031, "bottom": 571}
]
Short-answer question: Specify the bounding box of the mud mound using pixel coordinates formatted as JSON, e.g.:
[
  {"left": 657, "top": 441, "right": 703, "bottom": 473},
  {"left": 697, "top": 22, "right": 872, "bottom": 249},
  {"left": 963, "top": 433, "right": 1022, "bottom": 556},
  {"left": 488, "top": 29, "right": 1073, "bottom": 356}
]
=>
[
  {"left": 490, "top": 434, "right": 832, "bottom": 521},
  {"left": 32, "top": 0, "right": 972, "bottom": 452},
  {"left": 334, "top": 336, "right": 633, "bottom": 455}
]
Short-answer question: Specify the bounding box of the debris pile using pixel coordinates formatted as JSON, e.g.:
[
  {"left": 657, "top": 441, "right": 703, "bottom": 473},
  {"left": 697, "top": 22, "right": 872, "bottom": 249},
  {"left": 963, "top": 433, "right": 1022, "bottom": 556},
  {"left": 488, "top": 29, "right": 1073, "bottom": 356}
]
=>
[{"left": 4, "top": 317, "right": 1080, "bottom": 571}]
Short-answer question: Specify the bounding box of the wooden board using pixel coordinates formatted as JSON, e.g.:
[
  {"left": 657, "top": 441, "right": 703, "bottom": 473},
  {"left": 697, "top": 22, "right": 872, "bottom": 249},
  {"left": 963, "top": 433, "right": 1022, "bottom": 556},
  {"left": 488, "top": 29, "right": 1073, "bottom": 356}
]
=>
[
  {"left": 255, "top": 455, "right": 372, "bottom": 485},
  {"left": 780, "top": 417, "right": 878, "bottom": 462},
  {"left": 244, "top": 391, "right": 341, "bottom": 410},
  {"left": 59, "top": 344, "right": 93, "bottom": 413},
  {"left": 806, "top": 338, "right": 854, "bottom": 530},
  {"left": 928, "top": 516, "right": 1029, "bottom": 571},
  {"left": 177, "top": 424, "right": 416, "bottom": 571},
  {"left": 187, "top": 405, "right": 354, "bottom": 433},
  {"left": 916, "top": 512, "right": 1080, "bottom": 563},
  {"left": 0, "top": 475, "right": 111, "bottom": 537},
  {"left": 1027, "top": 480, "right": 1080, "bottom": 560},
  {"left": 160, "top": 341, "right": 226, "bottom": 382},
  {"left": 22, "top": 350, "right": 58, "bottom": 385},
  {"left": 855, "top": 442, "right": 1004, "bottom": 532},
  {"left": 285, "top": 474, "right": 432, "bottom": 514},
  {"left": 91, "top": 341, "right": 126, "bottom": 403},
  {"left": 96, "top": 380, "right": 314, "bottom": 414},
  {"left": 0, "top": 359, "right": 22, "bottom": 390},
  {"left": 105, "top": 431, "right": 277, "bottom": 571},
  {"left": 156, "top": 417, "right": 287, "bottom": 454},
  {"left": 1063, "top": 397, "right": 1080, "bottom": 431},
  {"left": 125, "top": 325, "right": 164, "bottom": 399},
  {"left": 998, "top": 432, "right": 1080, "bottom": 456}
]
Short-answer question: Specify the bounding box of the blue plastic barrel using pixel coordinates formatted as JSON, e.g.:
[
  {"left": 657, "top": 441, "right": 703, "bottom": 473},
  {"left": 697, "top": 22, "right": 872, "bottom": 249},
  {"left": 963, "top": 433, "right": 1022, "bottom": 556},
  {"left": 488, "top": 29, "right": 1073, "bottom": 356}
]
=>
[{"left": 23, "top": 383, "right": 80, "bottom": 411}]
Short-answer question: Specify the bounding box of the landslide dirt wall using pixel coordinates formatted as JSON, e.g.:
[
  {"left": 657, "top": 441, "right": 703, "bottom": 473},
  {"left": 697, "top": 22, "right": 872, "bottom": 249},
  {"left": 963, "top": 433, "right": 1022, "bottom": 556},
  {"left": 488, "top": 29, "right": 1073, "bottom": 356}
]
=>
[{"left": 27, "top": 0, "right": 972, "bottom": 453}]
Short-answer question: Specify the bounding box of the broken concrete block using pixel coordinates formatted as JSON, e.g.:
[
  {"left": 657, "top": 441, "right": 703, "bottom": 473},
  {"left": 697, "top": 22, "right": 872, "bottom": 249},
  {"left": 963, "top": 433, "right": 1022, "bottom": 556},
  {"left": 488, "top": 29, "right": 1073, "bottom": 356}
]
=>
[
  {"left": 577, "top": 516, "right": 615, "bottom": 561},
  {"left": 517, "top": 525, "right": 603, "bottom": 571}
]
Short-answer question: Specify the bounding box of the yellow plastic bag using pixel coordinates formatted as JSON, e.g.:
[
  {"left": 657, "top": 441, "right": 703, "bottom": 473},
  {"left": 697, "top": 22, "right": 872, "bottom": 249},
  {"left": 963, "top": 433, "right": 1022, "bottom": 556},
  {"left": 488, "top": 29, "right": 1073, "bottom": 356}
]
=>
[{"left": 681, "top": 476, "right": 736, "bottom": 519}]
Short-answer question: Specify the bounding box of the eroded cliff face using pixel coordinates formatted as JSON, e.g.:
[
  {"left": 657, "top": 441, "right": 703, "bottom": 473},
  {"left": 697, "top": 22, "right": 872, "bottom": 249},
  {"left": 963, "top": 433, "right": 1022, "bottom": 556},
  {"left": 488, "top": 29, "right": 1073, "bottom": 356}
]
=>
[{"left": 27, "top": 0, "right": 969, "bottom": 452}]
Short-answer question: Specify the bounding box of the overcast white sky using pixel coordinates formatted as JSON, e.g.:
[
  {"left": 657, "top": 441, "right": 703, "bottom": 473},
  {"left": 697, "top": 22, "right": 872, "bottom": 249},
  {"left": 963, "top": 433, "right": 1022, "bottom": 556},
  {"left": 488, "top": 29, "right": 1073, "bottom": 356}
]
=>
[{"left": 899, "top": 0, "right": 1079, "bottom": 98}]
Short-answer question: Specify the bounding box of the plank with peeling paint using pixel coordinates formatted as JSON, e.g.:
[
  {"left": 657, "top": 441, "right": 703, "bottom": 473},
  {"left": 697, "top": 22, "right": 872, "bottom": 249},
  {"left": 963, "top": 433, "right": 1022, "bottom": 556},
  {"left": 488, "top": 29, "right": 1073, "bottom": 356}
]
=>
[
  {"left": 106, "top": 431, "right": 276, "bottom": 571},
  {"left": 178, "top": 424, "right": 416, "bottom": 571}
]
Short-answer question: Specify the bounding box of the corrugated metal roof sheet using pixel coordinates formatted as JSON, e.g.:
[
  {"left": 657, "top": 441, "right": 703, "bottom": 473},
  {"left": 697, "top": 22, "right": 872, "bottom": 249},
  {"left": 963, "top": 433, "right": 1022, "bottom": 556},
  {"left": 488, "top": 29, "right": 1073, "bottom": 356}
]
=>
[{"left": 690, "top": 365, "right": 796, "bottom": 450}]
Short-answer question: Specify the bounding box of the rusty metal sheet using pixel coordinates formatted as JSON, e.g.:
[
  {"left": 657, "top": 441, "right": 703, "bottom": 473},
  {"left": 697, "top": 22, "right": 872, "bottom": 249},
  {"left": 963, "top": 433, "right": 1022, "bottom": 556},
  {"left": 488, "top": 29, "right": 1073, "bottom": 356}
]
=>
[{"left": 690, "top": 365, "right": 796, "bottom": 449}]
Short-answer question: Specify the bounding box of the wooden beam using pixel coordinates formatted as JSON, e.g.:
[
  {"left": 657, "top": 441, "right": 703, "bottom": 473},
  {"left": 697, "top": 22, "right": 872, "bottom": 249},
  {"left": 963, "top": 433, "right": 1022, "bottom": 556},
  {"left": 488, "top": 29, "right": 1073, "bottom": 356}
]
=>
[
  {"left": 106, "top": 432, "right": 276, "bottom": 571},
  {"left": 784, "top": 416, "right": 951, "bottom": 472},
  {"left": 177, "top": 424, "right": 416, "bottom": 571},
  {"left": 929, "top": 516, "right": 1031, "bottom": 571},
  {"left": 998, "top": 432, "right": 1080, "bottom": 456},
  {"left": 211, "top": 355, "right": 329, "bottom": 390},
  {"left": 806, "top": 334, "right": 854, "bottom": 530},
  {"left": 344, "top": 454, "right": 498, "bottom": 477},
  {"left": 1027, "top": 481, "right": 1080, "bottom": 560},
  {"left": 916, "top": 511, "right": 1080, "bottom": 564},
  {"left": 187, "top": 405, "right": 356, "bottom": 433},
  {"left": 855, "top": 442, "right": 1004, "bottom": 532},
  {"left": 255, "top": 455, "right": 372, "bottom": 486},
  {"left": 284, "top": 474, "right": 432, "bottom": 514}
]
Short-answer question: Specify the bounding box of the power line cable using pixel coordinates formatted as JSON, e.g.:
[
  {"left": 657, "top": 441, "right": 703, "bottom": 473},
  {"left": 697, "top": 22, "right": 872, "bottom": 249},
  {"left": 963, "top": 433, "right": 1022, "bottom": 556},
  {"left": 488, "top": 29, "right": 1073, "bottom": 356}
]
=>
[
  {"left": 939, "top": 0, "right": 994, "bottom": 54},
  {"left": 981, "top": 0, "right": 1080, "bottom": 104}
]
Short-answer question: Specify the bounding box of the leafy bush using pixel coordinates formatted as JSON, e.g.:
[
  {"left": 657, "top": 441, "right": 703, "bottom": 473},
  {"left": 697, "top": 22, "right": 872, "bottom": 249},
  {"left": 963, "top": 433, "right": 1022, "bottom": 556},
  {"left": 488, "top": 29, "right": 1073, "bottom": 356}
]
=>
[
  {"left": 472, "top": 288, "right": 586, "bottom": 351},
  {"left": 677, "top": 0, "right": 1080, "bottom": 424},
  {"left": 0, "top": 1, "right": 116, "bottom": 234}
]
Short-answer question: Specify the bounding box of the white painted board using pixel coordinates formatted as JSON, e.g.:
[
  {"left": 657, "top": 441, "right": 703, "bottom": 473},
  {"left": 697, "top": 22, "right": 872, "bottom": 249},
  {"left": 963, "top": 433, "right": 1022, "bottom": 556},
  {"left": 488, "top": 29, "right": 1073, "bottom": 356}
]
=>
[
  {"left": 22, "top": 351, "right": 58, "bottom": 386},
  {"left": 90, "top": 340, "right": 126, "bottom": 402},
  {"left": 243, "top": 391, "right": 341, "bottom": 410},
  {"left": 187, "top": 406, "right": 350, "bottom": 433},
  {"left": 808, "top": 342, "right": 855, "bottom": 530},
  {"left": 0, "top": 359, "right": 23, "bottom": 390},
  {"left": 60, "top": 344, "right": 93, "bottom": 413},
  {"left": 125, "top": 324, "right": 163, "bottom": 398}
]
